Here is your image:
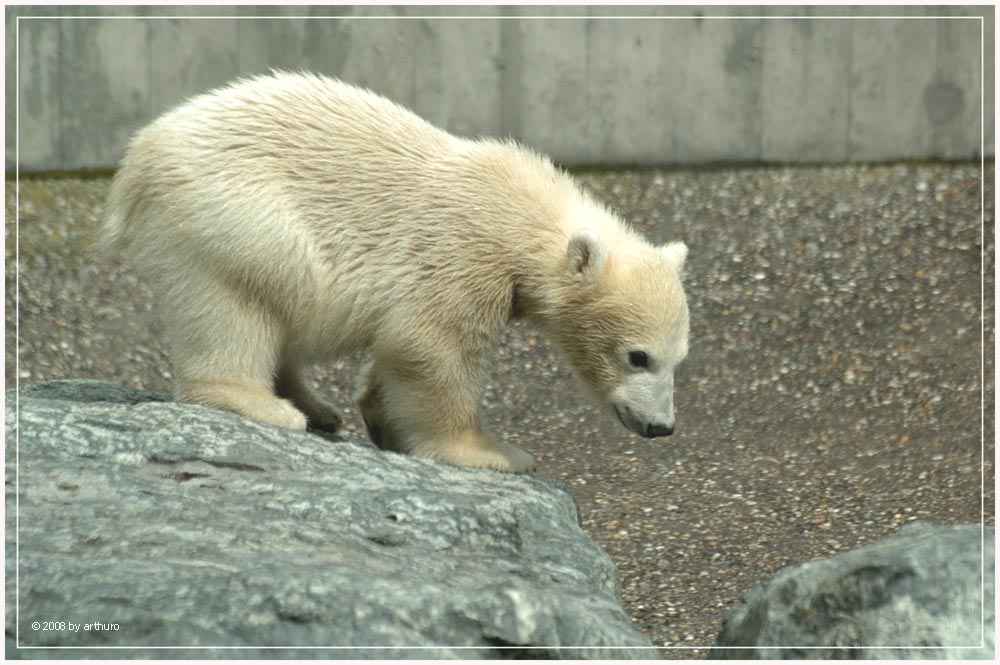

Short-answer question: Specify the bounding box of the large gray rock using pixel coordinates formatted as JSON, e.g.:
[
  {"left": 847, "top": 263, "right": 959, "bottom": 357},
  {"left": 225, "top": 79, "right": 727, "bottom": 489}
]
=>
[
  {"left": 5, "top": 380, "right": 654, "bottom": 659},
  {"left": 710, "top": 521, "right": 995, "bottom": 659}
]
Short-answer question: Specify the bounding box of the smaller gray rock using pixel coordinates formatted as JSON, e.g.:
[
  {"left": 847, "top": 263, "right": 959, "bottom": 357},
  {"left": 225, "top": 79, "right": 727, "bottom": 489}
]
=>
[{"left": 710, "top": 521, "right": 994, "bottom": 659}]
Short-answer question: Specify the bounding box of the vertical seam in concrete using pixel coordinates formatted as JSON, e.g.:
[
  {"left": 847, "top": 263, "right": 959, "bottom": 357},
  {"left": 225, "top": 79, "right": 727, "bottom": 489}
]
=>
[
  {"left": 498, "top": 6, "right": 514, "bottom": 140},
  {"left": 931, "top": 8, "right": 942, "bottom": 156},
  {"left": 933, "top": 9, "right": 943, "bottom": 77},
  {"left": 759, "top": 16, "right": 768, "bottom": 161},
  {"left": 56, "top": 17, "right": 64, "bottom": 166},
  {"left": 235, "top": 13, "right": 242, "bottom": 77},
  {"left": 585, "top": 14, "right": 593, "bottom": 163},
  {"left": 978, "top": 15, "right": 985, "bottom": 159},
  {"left": 669, "top": 25, "right": 679, "bottom": 164},
  {"left": 498, "top": 8, "right": 510, "bottom": 139},
  {"left": 146, "top": 18, "right": 153, "bottom": 121},
  {"left": 981, "top": 15, "right": 986, "bottom": 160},
  {"left": 755, "top": 17, "right": 764, "bottom": 162},
  {"left": 845, "top": 20, "right": 854, "bottom": 162},
  {"left": 411, "top": 18, "right": 418, "bottom": 110}
]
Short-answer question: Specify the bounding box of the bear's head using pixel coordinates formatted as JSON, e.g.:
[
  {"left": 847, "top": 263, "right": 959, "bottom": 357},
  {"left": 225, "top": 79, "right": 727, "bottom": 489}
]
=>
[{"left": 551, "top": 229, "right": 689, "bottom": 439}]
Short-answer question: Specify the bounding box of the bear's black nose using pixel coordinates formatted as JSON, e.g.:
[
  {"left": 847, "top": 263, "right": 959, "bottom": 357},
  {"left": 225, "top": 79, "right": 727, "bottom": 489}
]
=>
[{"left": 646, "top": 423, "right": 674, "bottom": 438}]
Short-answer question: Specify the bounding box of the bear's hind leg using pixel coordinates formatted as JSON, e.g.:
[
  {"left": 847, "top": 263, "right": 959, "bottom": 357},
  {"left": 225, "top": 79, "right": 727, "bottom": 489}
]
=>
[
  {"left": 373, "top": 355, "right": 535, "bottom": 473},
  {"left": 165, "top": 275, "right": 308, "bottom": 431},
  {"left": 275, "top": 366, "right": 344, "bottom": 434}
]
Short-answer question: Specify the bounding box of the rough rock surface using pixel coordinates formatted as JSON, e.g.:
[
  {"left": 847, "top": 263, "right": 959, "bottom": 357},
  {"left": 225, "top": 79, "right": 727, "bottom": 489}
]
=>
[
  {"left": 709, "top": 521, "right": 994, "bottom": 660},
  {"left": 5, "top": 380, "right": 654, "bottom": 659}
]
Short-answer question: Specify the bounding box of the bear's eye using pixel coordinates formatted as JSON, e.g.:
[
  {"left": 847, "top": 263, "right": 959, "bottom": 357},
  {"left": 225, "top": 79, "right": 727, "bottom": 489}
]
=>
[{"left": 627, "top": 350, "right": 650, "bottom": 369}]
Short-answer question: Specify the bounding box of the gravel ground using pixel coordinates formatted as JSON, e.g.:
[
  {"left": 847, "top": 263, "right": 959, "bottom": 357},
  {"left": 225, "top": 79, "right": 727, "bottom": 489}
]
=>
[{"left": 5, "top": 161, "right": 995, "bottom": 657}]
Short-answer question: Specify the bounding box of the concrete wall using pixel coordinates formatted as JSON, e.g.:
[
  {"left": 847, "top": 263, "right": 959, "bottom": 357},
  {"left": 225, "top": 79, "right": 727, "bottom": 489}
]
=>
[{"left": 6, "top": 5, "right": 994, "bottom": 170}]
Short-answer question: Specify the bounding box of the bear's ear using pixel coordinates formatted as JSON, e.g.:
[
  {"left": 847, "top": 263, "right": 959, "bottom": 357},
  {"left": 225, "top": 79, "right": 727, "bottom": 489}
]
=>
[
  {"left": 567, "top": 230, "right": 606, "bottom": 283},
  {"left": 660, "top": 241, "right": 688, "bottom": 273}
]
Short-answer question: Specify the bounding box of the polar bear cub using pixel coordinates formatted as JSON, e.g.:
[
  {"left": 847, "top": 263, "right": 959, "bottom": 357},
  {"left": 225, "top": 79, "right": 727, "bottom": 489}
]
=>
[{"left": 102, "top": 72, "right": 690, "bottom": 473}]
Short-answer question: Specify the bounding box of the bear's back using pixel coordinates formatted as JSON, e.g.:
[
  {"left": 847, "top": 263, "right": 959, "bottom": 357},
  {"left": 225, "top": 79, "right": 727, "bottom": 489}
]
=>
[
  {"left": 105, "top": 73, "right": 577, "bottom": 351},
  {"left": 107, "top": 73, "right": 471, "bottom": 285},
  {"left": 135, "top": 72, "right": 458, "bottom": 193}
]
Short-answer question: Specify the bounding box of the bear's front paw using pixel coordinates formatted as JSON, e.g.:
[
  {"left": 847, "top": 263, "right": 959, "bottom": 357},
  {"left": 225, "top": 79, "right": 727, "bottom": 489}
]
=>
[{"left": 458, "top": 444, "right": 536, "bottom": 474}]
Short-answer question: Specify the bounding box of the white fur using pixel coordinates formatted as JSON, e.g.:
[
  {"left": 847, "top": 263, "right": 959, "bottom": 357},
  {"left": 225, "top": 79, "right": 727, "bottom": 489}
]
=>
[{"left": 102, "top": 71, "right": 690, "bottom": 473}]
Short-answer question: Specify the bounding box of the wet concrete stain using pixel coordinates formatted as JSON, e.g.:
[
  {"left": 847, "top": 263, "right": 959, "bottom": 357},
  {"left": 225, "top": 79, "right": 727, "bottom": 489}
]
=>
[
  {"left": 924, "top": 80, "right": 966, "bottom": 125},
  {"left": 724, "top": 23, "right": 762, "bottom": 76}
]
